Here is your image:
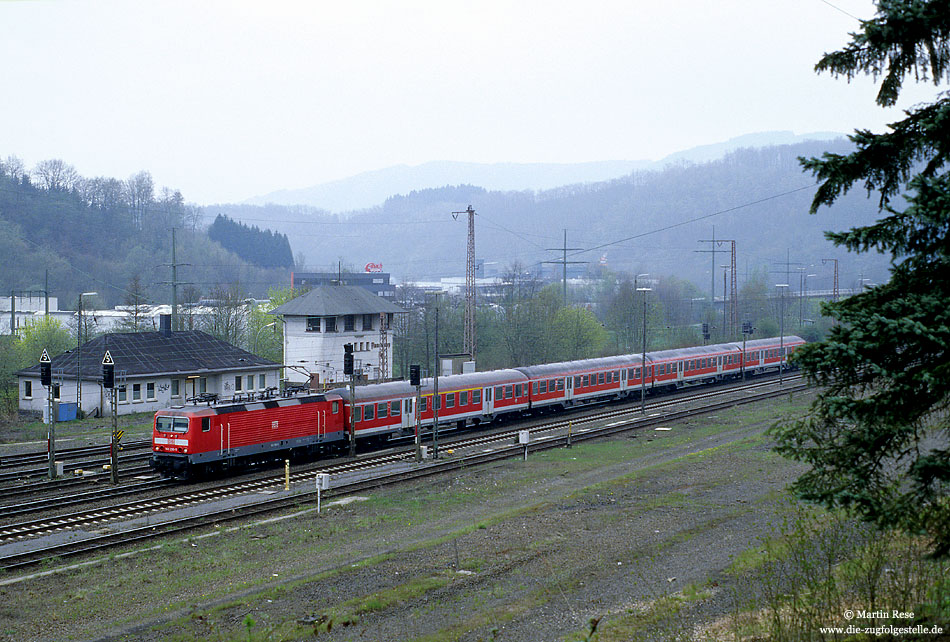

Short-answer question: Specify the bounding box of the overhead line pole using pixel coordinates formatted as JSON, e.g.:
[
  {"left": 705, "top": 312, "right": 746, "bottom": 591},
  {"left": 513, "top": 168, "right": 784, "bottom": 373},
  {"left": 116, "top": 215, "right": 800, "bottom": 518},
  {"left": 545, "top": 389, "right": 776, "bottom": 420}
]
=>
[{"left": 543, "top": 229, "right": 586, "bottom": 306}]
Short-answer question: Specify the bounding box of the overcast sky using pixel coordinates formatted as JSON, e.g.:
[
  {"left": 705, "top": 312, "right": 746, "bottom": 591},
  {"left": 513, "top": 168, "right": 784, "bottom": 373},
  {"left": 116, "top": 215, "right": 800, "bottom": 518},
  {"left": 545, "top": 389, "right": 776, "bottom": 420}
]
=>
[{"left": 0, "top": 0, "right": 937, "bottom": 205}]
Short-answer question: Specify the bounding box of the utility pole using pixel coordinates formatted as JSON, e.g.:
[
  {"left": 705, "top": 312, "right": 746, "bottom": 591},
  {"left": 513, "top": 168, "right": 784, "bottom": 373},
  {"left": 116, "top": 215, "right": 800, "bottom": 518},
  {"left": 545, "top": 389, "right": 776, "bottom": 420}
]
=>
[
  {"left": 776, "top": 284, "right": 788, "bottom": 384},
  {"left": 638, "top": 286, "right": 651, "bottom": 413},
  {"left": 453, "top": 205, "right": 478, "bottom": 362},
  {"left": 162, "top": 228, "right": 191, "bottom": 330},
  {"left": 544, "top": 229, "right": 586, "bottom": 306},
  {"left": 378, "top": 312, "right": 388, "bottom": 383},
  {"left": 697, "top": 235, "right": 737, "bottom": 335},
  {"left": 822, "top": 257, "right": 839, "bottom": 303},
  {"left": 432, "top": 300, "right": 440, "bottom": 459}
]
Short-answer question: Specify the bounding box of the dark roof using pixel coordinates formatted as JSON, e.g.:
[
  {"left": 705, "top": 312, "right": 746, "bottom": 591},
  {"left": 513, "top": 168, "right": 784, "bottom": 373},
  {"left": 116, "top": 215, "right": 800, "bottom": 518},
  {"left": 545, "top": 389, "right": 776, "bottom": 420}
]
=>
[
  {"left": 17, "top": 330, "right": 279, "bottom": 381},
  {"left": 269, "top": 285, "right": 405, "bottom": 317}
]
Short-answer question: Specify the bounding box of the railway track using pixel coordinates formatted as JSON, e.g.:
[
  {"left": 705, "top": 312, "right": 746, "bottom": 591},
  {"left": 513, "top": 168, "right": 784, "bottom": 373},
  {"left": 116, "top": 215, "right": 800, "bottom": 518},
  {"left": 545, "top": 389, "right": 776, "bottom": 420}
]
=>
[{"left": 0, "top": 375, "right": 808, "bottom": 572}]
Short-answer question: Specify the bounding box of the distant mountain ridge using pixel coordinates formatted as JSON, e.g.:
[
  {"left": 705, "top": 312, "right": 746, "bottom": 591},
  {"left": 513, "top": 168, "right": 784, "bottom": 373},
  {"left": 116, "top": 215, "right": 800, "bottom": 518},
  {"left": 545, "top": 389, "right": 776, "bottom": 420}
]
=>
[{"left": 243, "top": 131, "right": 843, "bottom": 211}]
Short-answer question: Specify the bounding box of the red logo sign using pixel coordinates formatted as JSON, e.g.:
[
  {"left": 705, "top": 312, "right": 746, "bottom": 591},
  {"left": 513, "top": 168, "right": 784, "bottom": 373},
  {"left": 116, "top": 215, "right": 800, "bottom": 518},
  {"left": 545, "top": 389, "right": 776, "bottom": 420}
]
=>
[{"left": 364, "top": 262, "right": 383, "bottom": 272}]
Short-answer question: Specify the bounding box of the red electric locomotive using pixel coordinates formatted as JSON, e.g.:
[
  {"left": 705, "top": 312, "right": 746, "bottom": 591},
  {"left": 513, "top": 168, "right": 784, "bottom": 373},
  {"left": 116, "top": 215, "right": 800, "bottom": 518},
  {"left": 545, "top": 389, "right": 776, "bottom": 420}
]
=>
[{"left": 151, "top": 390, "right": 345, "bottom": 478}]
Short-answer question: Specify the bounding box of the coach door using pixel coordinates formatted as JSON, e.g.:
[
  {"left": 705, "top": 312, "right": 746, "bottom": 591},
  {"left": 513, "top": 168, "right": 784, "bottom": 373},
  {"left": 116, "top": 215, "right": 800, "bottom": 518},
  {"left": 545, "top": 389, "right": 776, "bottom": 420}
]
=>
[{"left": 401, "top": 398, "right": 414, "bottom": 431}]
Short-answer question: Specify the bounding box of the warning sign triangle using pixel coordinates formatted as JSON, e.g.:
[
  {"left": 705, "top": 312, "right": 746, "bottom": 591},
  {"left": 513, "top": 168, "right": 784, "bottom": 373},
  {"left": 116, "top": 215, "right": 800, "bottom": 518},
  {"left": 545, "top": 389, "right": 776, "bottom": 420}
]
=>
[
  {"left": 40, "top": 349, "right": 51, "bottom": 363},
  {"left": 102, "top": 350, "right": 114, "bottom": 365}
]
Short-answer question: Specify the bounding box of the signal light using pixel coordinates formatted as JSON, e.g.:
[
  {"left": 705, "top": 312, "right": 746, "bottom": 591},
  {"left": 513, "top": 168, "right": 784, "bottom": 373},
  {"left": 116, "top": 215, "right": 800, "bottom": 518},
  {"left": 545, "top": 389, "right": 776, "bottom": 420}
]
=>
[
  {"left": 409, "top": 364, "right": 421, "bottom": 386},
  {"left": 343, "top": 343, "right": 354, "bottom": 376}
]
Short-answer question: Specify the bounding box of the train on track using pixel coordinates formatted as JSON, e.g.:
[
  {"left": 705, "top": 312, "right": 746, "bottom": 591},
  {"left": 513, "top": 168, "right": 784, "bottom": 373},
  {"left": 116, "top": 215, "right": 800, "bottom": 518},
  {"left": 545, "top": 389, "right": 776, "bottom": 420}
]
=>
[{"left": 150, "top": 335, "right": 804, "bottom": 478}]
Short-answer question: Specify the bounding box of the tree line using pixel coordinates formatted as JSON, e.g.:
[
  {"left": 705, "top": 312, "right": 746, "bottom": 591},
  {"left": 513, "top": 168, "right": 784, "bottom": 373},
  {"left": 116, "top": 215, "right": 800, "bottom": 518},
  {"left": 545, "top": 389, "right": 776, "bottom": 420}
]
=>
[{"left": 207, "top": 215, "right": 293, "bottom": 269}]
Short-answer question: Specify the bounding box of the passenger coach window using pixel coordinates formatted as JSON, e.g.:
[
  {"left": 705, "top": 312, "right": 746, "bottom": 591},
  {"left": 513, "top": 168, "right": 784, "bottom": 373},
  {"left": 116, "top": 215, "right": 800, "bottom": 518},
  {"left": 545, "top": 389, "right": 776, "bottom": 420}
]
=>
[
  {"left": 557, "top": 379, "right": 564, "bottom": 391},
  {"left": 598, "top": 373, "right": 605, "bottom": 385},
  {"left": 495, "top": 386, "right": 503, "bottom": 399},
  {"left": 420, "top": 397, "right": 428, "bottom": 412},
  {"left": 515, "top": 384, "right": 523, "bottom": 397},
  {"left": 391, "top": 400, "right": 401, "bottom": 415},
  {"left": 377, "top": 402, "right": 387, "bottom": 418},
  {"left": 540, "top": 380, "right": 547, "bottom": 394},
  {"left": 364, "top": 405, "right": 374, "bottom": 420},
  {"left": 460, "top": 391, "right": 468, "bottom": 406},
  {"left": 446, "top": 394, "right": 455, "bottom": 408},
  {"left": 505, "top": 385, "right": 513, "bottom": 399},
  {"left": 473, "top": 389, "right": 482, "bottom": 404},
  {"left": 354, "top": 406, "right": 363, "bottom": 422}
]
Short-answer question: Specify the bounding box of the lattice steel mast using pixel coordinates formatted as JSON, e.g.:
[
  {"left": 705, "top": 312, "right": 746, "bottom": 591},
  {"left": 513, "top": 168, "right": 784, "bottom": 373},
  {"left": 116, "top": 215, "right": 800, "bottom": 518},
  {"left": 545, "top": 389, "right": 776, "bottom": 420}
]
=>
[{"left": 454, "top": 205, "right": 477, "bottom": 361}]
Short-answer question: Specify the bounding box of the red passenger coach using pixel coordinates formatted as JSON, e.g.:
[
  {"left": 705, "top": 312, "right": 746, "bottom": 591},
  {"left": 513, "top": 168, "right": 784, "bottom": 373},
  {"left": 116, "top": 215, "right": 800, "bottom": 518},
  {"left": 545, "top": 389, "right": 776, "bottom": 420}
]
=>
[
  {"left": 336, "top": 369, "right": 530, "bottom": 440},
  {"left": 151, "top": 391, "right": 346, "bottom": 478}
]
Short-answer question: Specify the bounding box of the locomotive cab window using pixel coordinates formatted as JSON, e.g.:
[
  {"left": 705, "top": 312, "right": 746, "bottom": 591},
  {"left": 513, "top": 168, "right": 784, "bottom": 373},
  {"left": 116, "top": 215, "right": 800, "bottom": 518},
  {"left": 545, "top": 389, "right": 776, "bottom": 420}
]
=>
[
  {"left": 201, "top": 417, "right": 211, "bottom": 432},
  {"left": 332, "top": 401, "right": 339, "bottom": 413},
  {"left": 156, "top": 416, "right": 189, "bottom": 433}
]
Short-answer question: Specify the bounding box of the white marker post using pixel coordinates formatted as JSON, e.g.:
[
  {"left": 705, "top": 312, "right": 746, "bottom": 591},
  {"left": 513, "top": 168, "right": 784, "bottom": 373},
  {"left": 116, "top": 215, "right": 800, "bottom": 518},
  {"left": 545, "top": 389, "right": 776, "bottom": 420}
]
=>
[
  {"left": 519, "top": 430, "right": 530, "bottom": 461},
  {"left": 315, "top": 473, "right": 330, "bottom": 514}
]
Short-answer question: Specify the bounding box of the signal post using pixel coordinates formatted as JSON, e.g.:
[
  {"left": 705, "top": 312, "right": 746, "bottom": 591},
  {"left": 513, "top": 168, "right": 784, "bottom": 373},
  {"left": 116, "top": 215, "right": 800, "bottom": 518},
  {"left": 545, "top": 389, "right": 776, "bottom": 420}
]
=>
[
  {"left": 40, "top": 349, "right": 56, "bottom": 479},
  {"left": 102, "top": 350, "right": 120, "bottom": 484}
]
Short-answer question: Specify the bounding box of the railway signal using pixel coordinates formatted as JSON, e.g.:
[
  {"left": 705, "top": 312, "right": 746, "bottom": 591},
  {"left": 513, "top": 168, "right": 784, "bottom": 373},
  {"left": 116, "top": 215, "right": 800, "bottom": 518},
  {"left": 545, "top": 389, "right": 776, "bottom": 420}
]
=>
[{"left": 41, "top": 349, "right": 57, "bottom": 479}]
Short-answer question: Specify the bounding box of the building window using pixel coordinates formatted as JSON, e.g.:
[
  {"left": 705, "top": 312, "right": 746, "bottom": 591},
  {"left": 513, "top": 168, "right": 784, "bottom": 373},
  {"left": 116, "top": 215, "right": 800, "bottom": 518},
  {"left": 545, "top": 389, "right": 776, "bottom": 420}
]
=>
[
  {"left": 325, "top": 316, "right": 337, "bottom": 332},
  {"left": 362, "top": 314, "right": 374, "bottom": 331},
  {"left": 199, "top": 377, "right": 207, "bottom": 394},
  {"left": 171, "top": 379, "right": 180, "bottom": 398},
  {"left": 373, "top": 278, "right": 383, "bottom": 284},
  {"left": 234, "top": 376, "right": 242, "bottom": 391},
  {"left": 344, "top": 315, "right": 355, "bottom": 331},
  {"left": 23, "top": 380, "right": 32, "bottom": 399},
  {"left": 133, "top": 383, "right": 141, "bottom": 401},
  {"left": 246, "top": 375, "right": 253, "bottom": 390},
  {"left": 146, "top": 382, "right": 156, "bottom": 400},
  {"left": 53, "top": 384, "right": 61, "bottom": 400},
  {"left": 118, "top": 385, "right": 127, "bottom": 403},
  {"left": 259, "top": 374, "right": 266, "bottom": 389},
  {"left": 306, "top": 316, "right": 321, "bottom": 332}
]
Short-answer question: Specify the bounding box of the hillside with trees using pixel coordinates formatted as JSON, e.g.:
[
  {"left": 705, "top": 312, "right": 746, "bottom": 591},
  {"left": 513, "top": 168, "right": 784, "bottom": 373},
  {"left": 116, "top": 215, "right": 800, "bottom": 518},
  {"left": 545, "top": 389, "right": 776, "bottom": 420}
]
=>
[
  {"left": 0, "top": 156, "right": 293, "bottom": 308},
  {"left": 211, "top": 139, "right": 893, "bottom": 292}
]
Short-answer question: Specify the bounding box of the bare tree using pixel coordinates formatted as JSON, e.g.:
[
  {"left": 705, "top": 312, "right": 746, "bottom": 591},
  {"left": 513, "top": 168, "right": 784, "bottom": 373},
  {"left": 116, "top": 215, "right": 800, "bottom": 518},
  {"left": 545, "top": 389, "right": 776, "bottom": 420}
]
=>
[
  {"left": 32, "top": 159, "right": 79, "bottom": 192},
  {"left": 0, "top": 155, "right": 25, "bottom": 181},
  {"left": 117, "top": 274, "right": 151, "bottom": 332},
  {"left": 200, "top": 283, "right": 248, "bottom": 346},
  {"left": 125, "top": 171, "right": 154, "bottom": 228}
]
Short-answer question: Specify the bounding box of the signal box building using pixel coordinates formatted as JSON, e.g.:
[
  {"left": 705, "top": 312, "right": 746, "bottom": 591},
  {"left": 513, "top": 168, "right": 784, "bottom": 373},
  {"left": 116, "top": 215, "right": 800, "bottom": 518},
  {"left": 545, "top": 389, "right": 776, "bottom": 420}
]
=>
[
  {"left": 270, "top": 285, "right": 405, "bottom": 387},
  {"left": 16, "top": 317, "right": 280, "bottom": 419}
]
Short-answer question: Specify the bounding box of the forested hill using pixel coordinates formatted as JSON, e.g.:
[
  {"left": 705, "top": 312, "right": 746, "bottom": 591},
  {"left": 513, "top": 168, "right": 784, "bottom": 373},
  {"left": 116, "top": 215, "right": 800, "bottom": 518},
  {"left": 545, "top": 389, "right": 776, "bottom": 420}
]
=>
[
  {"left": 0, "top": 158, "right": 289, "bottom": 308},
  {"left": 211, "top": 139, "right": 893, "bottom": 290}
]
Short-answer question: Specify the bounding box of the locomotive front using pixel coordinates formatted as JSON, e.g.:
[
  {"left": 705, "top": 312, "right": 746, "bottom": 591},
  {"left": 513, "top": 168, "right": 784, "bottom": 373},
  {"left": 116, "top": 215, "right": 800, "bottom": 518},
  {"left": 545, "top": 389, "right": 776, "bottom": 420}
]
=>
[{"left": 150, "top": 409, "right": 201, "bottom": 477}]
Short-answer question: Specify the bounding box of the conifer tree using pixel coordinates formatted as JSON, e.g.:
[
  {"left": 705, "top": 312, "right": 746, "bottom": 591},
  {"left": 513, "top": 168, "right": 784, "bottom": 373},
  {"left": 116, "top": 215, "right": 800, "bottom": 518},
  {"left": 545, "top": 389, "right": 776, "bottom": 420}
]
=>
[{"left": 772, "top": 0, "right": 950, "bottom": 554}]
